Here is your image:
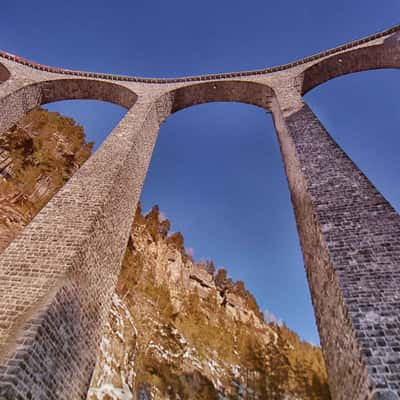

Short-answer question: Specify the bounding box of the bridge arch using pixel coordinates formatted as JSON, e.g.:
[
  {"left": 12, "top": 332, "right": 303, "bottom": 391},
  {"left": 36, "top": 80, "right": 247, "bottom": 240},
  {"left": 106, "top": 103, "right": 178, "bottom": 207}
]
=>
[
  {"left": 300, "top": 32, "right": 400, "bottom": 95},
  {"left": 159, "top": 80, "right": 275, "bottom": 119},
  {"left": 0, "top": 77, "right": 137, "bottom": 134},
  {"left": 0, "top": 63, "right": 10, "bottom": 84},
  {"left": 37, "top": 78, "right": 137, "bottom": 109}
]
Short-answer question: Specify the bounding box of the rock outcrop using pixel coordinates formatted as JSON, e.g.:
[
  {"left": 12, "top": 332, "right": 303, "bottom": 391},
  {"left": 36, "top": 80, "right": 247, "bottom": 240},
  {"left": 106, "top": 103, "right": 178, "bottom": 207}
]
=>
[{"left": 88, "top": 204, "right": 331, "bottom": 400}]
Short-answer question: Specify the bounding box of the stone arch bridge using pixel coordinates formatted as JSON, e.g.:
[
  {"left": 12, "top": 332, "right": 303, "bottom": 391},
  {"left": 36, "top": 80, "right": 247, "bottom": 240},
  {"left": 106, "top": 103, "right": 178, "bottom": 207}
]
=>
[{"left": 0, "top": 24, "right": 400, "bottom": 400}]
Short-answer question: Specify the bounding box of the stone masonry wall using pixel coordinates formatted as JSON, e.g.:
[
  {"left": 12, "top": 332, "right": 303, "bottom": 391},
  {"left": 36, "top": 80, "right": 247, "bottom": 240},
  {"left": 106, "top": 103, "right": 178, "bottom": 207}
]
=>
[
  {"left": 272, "top": 91, "right": 400, "bottom": 399},
  {"left": 0, "top": 102, "right": 161, "bottom": 399}
]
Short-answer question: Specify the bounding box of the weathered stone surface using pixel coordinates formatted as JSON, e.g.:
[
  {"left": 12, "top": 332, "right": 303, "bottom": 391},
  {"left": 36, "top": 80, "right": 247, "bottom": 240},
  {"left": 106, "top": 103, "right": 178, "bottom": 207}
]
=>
[
  {"left": 271, "top": 89, "right": 400, "bottom": 399},
  {"left": 0, "top": 24, "right": 399, "bottom": 399}
]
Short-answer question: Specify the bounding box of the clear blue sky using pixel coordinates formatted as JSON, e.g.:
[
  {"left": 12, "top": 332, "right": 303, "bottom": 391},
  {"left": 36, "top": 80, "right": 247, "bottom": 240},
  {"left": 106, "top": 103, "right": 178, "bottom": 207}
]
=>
[{"left": 1, "top": 1, "right": 399, "bottom": 344}]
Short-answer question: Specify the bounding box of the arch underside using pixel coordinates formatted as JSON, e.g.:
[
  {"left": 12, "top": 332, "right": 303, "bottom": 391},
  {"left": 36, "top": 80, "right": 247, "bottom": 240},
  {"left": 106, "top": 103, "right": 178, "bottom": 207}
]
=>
[
  {"left": 301, "top": 39, "right": 400, "bottom": 94},
  {"left": 0, "top": 78, "right": 137, "bottom": 134},
  {"left": 38, "top": 79, "right": 137, "bottom": 109},
  {"left": 160, "top": 80, "right": 275, "bottom": 117}
]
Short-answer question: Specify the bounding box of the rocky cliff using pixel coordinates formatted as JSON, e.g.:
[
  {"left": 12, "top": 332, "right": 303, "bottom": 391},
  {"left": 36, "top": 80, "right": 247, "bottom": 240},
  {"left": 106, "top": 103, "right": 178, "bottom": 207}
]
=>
[
  {"left": 0, "top": 108, "right": 330, "bottom": 400},
  {"left": 88, "top": 204, "right": 330, "bottom": 400}
]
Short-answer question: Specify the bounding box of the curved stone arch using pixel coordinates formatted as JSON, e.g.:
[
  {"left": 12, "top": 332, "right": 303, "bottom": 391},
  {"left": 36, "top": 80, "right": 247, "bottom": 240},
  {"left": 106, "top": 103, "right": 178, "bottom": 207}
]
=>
[
  {"left": 0, "top": 77, "right": 137, "bottom": 133},
  {"left": 38, "top": 78, "right": 137, "bottom": 109},
  {"left": 0, "top": 62, "right": 11, "bottom": 84},
  {"left": 300, "top": 33, "right": 400, "bottom": 95},
  {"left": 157, "top": 80, "right": 275, "bottom": 122}
]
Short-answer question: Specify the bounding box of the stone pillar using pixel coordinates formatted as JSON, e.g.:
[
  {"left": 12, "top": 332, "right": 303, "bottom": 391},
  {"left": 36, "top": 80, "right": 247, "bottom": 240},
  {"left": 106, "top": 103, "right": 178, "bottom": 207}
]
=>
[
  {"left": 271, "top": 87, "right": 400, "bottom": 400},
  {"left": 0, "top": 99, "right": 160, "bottom": 399}
]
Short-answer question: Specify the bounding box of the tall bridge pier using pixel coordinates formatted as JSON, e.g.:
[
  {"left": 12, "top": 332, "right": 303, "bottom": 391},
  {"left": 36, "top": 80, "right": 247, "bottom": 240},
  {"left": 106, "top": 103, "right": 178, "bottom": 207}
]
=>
[{"left": 0, "top": 25, "right": 399, "bottom": 399}]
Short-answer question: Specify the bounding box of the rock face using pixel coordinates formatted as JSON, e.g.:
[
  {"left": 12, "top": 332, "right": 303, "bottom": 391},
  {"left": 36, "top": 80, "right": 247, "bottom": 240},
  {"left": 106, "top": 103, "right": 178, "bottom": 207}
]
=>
[
  {"left": 88, "top": 204, "right": 331, "bottom": 400},
  {"left": 0, "top": 108, "right": 330, "bottom": 400}
]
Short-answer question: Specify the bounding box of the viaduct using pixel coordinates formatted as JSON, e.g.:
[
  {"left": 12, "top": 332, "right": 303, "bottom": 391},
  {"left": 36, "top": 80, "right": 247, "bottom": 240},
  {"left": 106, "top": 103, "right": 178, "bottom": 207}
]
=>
[{"left": 0, "top": 24, "right": 400, "bottom": 400}]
